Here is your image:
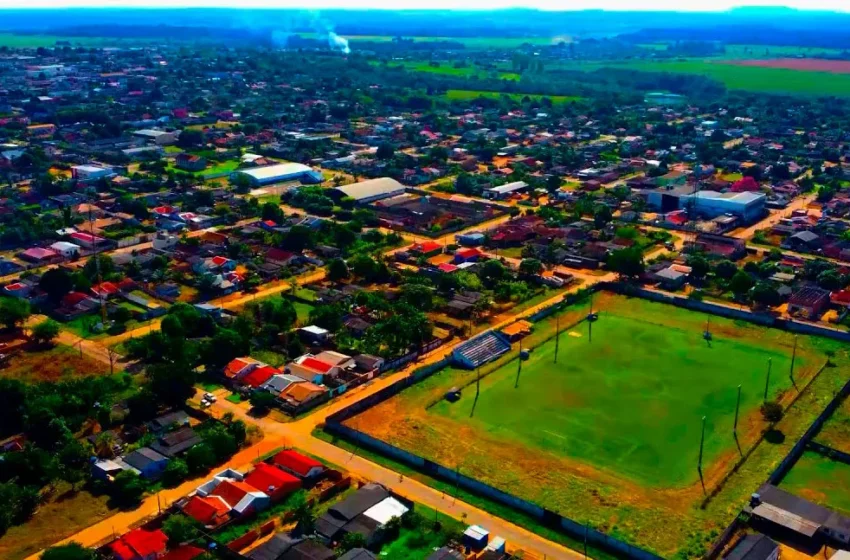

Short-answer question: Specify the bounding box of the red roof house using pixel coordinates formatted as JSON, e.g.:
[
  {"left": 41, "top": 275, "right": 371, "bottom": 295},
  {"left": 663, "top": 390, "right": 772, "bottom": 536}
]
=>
[
  {"left": 91, "top": 281, "right": 120, "bottom": 298},
  {"left": 224, "top": 357, "right": 261, "bottom": 379},
  {"left": 240, "top": 365, "right": 280, "bottom": 388},
  {"left": 182, "top": 495, "right": 231, "bottom": 527},
  {"left": 161, "top": 545, "right": 204, "bottom": 560},
  {"left": 243, "top": 463, "right": 301, "bottom": 501},
  {"left": 272, "top": 449, "right": 326, "bottom": 479},
  {"left": 297, "top": 356, "right": 333, "bottom": 374},
  {"left": 410, "top": 241, "right": 442, "bottom": 256},
  {"left": 110, "top": 528, "right": 168, "bottom": 560}
]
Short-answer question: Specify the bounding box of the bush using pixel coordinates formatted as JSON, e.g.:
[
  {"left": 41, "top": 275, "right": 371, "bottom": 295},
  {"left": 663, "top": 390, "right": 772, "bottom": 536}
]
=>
[
  {"left": 761, "top": 401, "right": 784, "bottom": 424},
  {"left": 162, "top": 459, "right": 189, "bottom": 488}
]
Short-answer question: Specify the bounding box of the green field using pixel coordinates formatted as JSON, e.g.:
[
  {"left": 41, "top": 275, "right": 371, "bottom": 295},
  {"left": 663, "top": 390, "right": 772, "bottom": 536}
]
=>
[
  {"left": 0, "top": 33, "right": 189, "bottom": 48},
  {"left": 383, "top": 60, "right": 520, "bottom": 81},
  {"left": 780, "top": 451, "right": 850, "bottom": 517},
  {"left": 431, "top": 311, "right": 803, "bottom": 487},
  {"left": 585, "top": 59, "right": 850, "bottom": 97},
  {"left": 347, "top": 293, "right": 839, "bottom": 555},
  {"left": 815, "top": 395, "right": 850, "bottom": 453},
  {"left": 303, "top": 33, "right": 566, "bottom": 49},
  {"left": 445, "top": 89, "right": 581, "bottom": 104}
]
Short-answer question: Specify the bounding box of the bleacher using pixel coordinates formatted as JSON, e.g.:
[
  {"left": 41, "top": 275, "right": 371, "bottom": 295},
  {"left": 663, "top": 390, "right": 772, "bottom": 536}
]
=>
[{"left": 452, "top": 331, "right": 512, "bottom": 369}]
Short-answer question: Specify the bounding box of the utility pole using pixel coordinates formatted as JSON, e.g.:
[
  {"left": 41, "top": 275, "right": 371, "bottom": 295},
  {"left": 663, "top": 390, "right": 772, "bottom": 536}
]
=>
[
  {"left": 789, "top": 335, "right": 798, "bottom": 385},
  {"left": 515, "top": 339, "right": 523, "bottom": 389},
  {"left": 764, "top": 358, "right": 772, "bottom": 402},
  {"left": 553, "top": 315, "right": 560, "bottom": 364},
  {"left": 733, "top": 384, "right": 741, "bottom": 437},
  {"left": 697, "top": 416, "right": 706, "bottom": 478}
]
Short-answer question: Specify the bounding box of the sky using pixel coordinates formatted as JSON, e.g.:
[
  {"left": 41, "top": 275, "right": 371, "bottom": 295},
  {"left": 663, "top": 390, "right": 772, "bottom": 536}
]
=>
[{"left": 0, "top": 0, "right": 848, "bottom": 10}]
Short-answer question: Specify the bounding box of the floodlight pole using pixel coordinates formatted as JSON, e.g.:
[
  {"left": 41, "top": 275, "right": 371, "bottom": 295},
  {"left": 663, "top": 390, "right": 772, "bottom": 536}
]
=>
[
  {"left": 764, "top": 358, "right": 772, "bottom": 403},
  {"left": 554, "top": 316, "right": 561, "bottom": 364},
  {"left": 733, "top": 384, "right": 741, "bottom": 436},
  {"left": 475, "top": 365, "right": 481, "bottom": 399},
  {"left": 515, "top": 339, "right": 523, "bottom": 389},
  {"left": 789, "top": 335, "right": 798, "bottom": 385},
  {"left": 697, "top": 415, "right": 706, "bottom": 475}
]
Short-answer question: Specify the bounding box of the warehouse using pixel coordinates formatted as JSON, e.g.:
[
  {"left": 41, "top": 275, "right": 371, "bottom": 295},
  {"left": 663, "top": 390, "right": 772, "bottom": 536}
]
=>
[
  {"left": 332, "top": 177, "right": 407, "bottom": 205},
  {"left": 646, "top": 186, "right": 766, "bottom": 223},
  {"left": 231, "top": 163, "right": 324, "bottom": 187},
  {"left": 72, "top": 165, "right": 116, "bottom": 182}
]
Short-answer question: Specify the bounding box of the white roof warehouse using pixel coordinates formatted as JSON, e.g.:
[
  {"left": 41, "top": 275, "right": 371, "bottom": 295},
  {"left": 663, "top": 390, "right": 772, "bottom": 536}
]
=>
[
  {"left": 333, "top": 177, "right": 407, "bottom": 205},
  {"left": 231, "top": 163, "right": 324, "bottom": 186}
]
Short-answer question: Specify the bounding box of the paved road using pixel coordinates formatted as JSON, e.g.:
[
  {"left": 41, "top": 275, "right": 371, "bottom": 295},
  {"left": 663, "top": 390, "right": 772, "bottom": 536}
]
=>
[{"left": 730, "top": 194, "right": 816, "bottom": 241}]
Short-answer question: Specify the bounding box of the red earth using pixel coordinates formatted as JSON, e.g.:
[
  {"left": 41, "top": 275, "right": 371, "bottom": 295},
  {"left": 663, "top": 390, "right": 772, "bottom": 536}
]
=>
[{"left": 721, "top": 58, "right": 850, "bottom": 73}]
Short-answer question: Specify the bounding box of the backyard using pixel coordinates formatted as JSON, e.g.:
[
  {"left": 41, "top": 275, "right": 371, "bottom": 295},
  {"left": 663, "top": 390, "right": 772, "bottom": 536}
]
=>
[
  {"left": 780, "top": 451, "right": 850, "bottom": 517},
  {"left": 344, "top": 293, "right": 842, "bottom": 556}
]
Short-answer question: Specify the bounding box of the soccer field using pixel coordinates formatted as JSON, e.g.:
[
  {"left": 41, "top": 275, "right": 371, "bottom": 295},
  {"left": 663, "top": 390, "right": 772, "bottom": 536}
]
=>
[{"left": 430, "top": 312, "right": 803, "bottom": 487}]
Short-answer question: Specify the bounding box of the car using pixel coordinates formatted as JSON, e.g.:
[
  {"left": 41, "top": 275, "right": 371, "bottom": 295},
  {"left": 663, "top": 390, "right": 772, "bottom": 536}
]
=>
[
  {"left": 200, "top": 400, "right": 210, "bottom": 409},
  {"left": 203, "top": 392, "right": 215, "bottom": 400},
  {"left": 664, "top": 242, "right": 675, "bottom": 250},
  {"left": 207, "top": 395, "right": 217, "bottom": 403}
]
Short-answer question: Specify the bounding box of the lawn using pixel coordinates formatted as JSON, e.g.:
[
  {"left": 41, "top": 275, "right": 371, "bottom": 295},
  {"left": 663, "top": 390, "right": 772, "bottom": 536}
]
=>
[
  {"left": 814, "top": 394, "right": 850, "bottom": 453},
  {"left": 445, "top": 89, "right": 581, "bottom": 104},
  {"left": 780, "top": 451, "right": 850, "bottom": 517},
  {"left": 0, "top": 483, "right": 114, "bottom": 560},
  {"left": 346, "top": 293, "right": 837, "bottom": 556},
  {"left": 293, "top": 301, "right": 314, "bottom": 326},
  {"left": 583, "top": 59, "right": 850, "bottom": 97},
  {"left": 251, "top": 349, "right": 288, "bottom": 368}
]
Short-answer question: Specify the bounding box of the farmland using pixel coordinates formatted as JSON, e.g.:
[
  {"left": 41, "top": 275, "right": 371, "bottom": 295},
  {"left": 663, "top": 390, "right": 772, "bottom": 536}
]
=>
[
  {"left": 310, "top": 33, "right": 569, "bottom": 49},
  {"left": 346, "top": 293, "right": 843, "bottom": 555},
  {"left": 444, "top": 89, "right": 581, "bottom": 104},
  {"left": 780, "top": 451, "right": 850, "bottom": 517},
  {"left": 382, "top": 60, "right": 521, "bottom": 81},
  {"left": 584, "top": 59, "right": 850, "bottom": 97}
]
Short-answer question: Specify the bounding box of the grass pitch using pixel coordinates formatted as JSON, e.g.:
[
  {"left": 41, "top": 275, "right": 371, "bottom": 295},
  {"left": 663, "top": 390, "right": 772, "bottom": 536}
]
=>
[
  {"left": 780, "top": 451, "right": 850, "bottom": 517},
  {"left": 347, "top": 293, "right": 839, "bottom": 555},
  {"left": 430, "top": 311, "right": 802, "bottom": 487}
]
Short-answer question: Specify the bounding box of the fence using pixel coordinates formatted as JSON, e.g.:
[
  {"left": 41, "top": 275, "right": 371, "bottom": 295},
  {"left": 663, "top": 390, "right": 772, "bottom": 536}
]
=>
[{"left": 324, "top": 356, "right": 662, "bottom": 560}]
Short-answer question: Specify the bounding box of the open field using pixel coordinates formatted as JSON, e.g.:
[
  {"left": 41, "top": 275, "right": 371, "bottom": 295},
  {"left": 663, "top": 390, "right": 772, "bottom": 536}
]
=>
[
  {"left": 814, "top": 395, "right": 850, "bottom": 453},
  {"left": 302, "top": 33, "right": 569, "bottom": 49},
  {"left": 0, "top": 483, "right": 114, "bottom": 560},
  {"left": 723, "top": 58, "right": 850, "bottom": 73},
  {"left": 382, "top": 60, "right": 521, "bottom": 81},
  {"left": 780, "top": 451, "right": 850, "bottom": 517},
  {"left": 0, "top": 344, "right": 112, "bottom": 382},
  {"left": 0, "top": 33, "right": 188, "bottom": 48},
  {"left": 346, "top": 293, "right": 841, "bottom": 555},
  {"left": 445, "top": 89, "right": 581, "bottom": 104},
  {"left": 572, "top": 59, "right": 850, "bottom": 97}
]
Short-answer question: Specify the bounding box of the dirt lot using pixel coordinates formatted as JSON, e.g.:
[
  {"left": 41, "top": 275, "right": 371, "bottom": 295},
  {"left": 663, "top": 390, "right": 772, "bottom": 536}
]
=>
[
  {"left": 722, "top": 58, "right": 850, "bottom": 73},
  {"left": 0, "top": 344, "right": 112, "bottom": 382}
]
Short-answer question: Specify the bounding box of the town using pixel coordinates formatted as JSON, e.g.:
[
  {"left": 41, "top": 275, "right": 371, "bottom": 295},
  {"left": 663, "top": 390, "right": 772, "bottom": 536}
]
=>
[{"left": 3, "top": 9, "right": 850, "bottom": 560}]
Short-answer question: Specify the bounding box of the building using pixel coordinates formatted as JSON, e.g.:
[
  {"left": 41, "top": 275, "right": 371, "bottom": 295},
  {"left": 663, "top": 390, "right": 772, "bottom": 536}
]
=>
[
  {"left": 175, "top": 153, "right": 207, "bottom": 171},
  {"left": 647, "top": 187, "right": 766, "bottom": 223},
  {"left": 788, "top": 286, "right": 831, "bottom": 319},
  {"left": 149, "top": 426, "right": 202, "bottom": 458},
  {"left": 272, "top": 449, "right": 326, "bottom": 480},
  {"left": 483, "top": 181, "right": 528, "bottom": 200},
  {"left": 314, "top": 483, "right": 391, "bottom": 543},
  {"left": 724, "top": 534, "right": 780, "bottom": 560},
  {"left": 72, "top": 164, "right": 116, "bottom": 181},
  {"left": 333, "top": 177, "right": 407, "bottom": 205},
  {"left": 747, "top": 484, "right": 850, "bottom": 547},
  {"left": 49, "top": 241, "right": 81, "bottom": 258},
  {"left": 19, "top": 247, "right": 58, "bottom": 263},
  {"left": 243, "top": 462, "right": 301, "bottom": 502},
  {"left": 694, "top": 233, "right": 746, "bottom": 260},
  {"left": 110, "top": 528, "right": 168, "bottom": 560},
  {"left": 121, "top": 447, "right": 169, "bottom": 480},
  {"left": 231, "top": 163, "right": 324, "bottom": 186},
  {"left": 133, "top": 129, "right": 180, "bottom": 145}
]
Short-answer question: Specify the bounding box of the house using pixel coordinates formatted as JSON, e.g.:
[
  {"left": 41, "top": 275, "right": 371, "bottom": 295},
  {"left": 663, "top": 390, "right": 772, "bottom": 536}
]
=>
[
  {"left": 240, "top": 365, "right": 281, "bottom": 389},
  {"left": 92, "top": 458, "right": 130, "bottom": 482},
  {"left": 278, "top": 381, "right": 326, "bottom": 409},
  {"left": 298, "top": 325, "right": 330, "bottom": 344},
  {"left": 3, "top": 282, "right": 32, "bottom": 299},
  {"left": 484, "top": 181, "right": 528, "bottom": 200},
  {"left": 72, "top": 164, "right": 115, "bottom": 181},
  {"left": 194, "top": 471, "right": 271, "bottom": 518},
  {"left": 286, "top": 355, "right": 335, "bottom": 384},
  {"left": 788, "top": 286, "right": 831, "bottom": 319},
  {"left": 149, "top": 411, "right": 190, "bottom": 432},
  {"left": 454, "top": 247, "right": 483, "bottom": 264},
  {"left": 252, "top": 536, "right": 335, "bottom": 560},
  {"left": 161, "top": 546, "right": 205, "bottom": 560},
  {"left": 122, "top": 447, "right": 169, "bottom": 480},
  {"left": 19, "top": 247, "right": 58, "bottom": 263},
  {"left": 694, "top": 233, "right": 746, "bottom": 260},
  {"left": 501, "top": 320, "right": 532, "bottom": 342},
  {"left": 652, "top": 264, "right": 690, "bottom": 290},
  {"left": 149, "top": 426, "right": 202, "bottom": 458},
  {"left": 109, "top": 528, "right": 168, "bottom": 560},
  {"left": 260, "top": 374, "right": 304, "bottom": 397},
  {"left": 314, "top": 483, "right": 391, "bottom": 542},
  {"left": 225, "top": 357, "right": 262, "bottom": 380},
  {"left": 724, "top": 534, "right": 780, "bottom": 560},
  {"left": 747, "top": 484, "right": 850, "bottom": 547},
  {"left": 70, "top": 231, "right": 109, "bottom": 249},
  {"left": 784, "top": 230, "right": 821, "bottom": 252},
  {"left": 49, "top": 241, "right": 81, "bottom": 259},
  {"left": 410, "top": 240, "right": 442, "bottom": 258},
  {"left": 338, "top": 549, "right": 377, "bottom": 560},
  {"left": 427, "top": 548, "right": 464, "bottom": 560},
  {"left": 182, "top": 494, "right": 231, "bottom": 528},
  {"left": 175, "top": 153, "right": 207, "bottom": 171},
  {"left": 92, "top": 281, "right": 121, "bottom": 299},
  {"left": 243, "top": 462, "right": 301, "bottom": 501},
  {"left": 272, "top": 449, "right": 327, "bottom": 480}
]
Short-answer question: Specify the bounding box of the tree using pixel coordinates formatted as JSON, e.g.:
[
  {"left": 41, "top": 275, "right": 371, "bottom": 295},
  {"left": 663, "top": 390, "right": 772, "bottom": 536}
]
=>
[
  {"left": 41, "top": 543, "right": 96, "bottom": 560},
  {"left": 327, "top": 258, "right": 350, "bottom": 283},
  {"left": 730, "top": 270, "right": 755, "bottom": 299},
  {"left": 714, "top": 260, "right": 738, "bottom": 280},
  {"left": 751, "top": 282, "right": 781, "bottom": 308},
  {"left": 185, "top": 443, "right": 216, "bottom": 474},
  {"left": 607, "top": 247, "right": 645, "bottom": 280},
  {"left": 479, "top": 259, "right": 507, "bottom": 288},
  {"left": 338, "top": 532, "right": 367, "bottom": 553},
  {"left": 376, "top": 142, "right": 395, "bottom": 160},
  {"left": 39, "top": 268, "right": 74, "bottom": 304},
  {"left": 31, "top": 319, "right": 61, "bottom": 347},
  {"left": 0, "top": 298, "right": 30, "bottom": 330},
  {"left": 593, "top": 204, "right": 613, "bottom": 229},
  {"left": 111, "top": 470, "right": 145, "bottom": 507},
  {"left": 162, "top": 459, "right": 189, "bottom": 488},
  {"left": 760, "top": 401, "right": 784, "bottom": 424},
  {"left": 57, "top": 439, "right": 90, "bottom": 490},
  {"left": 687, "top": 254, "right": 710, "bottom": 281},
  {"left": 308, "top": 304, "right": 345, "bottom": 332},
  {"left": 518, "top": 258, "right": 543, "bottom": 277},
  {"left": 162, "top": 514, "right": 200, "bottom": 546},
  {"left": 249, "top": 390, "right": 277, "bottom": 413}
]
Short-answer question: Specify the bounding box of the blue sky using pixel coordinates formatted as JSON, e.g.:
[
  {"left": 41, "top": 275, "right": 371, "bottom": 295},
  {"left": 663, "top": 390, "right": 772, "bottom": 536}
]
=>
[{"left": 0, "top": 0, "right": 848, "bottom": 10}]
